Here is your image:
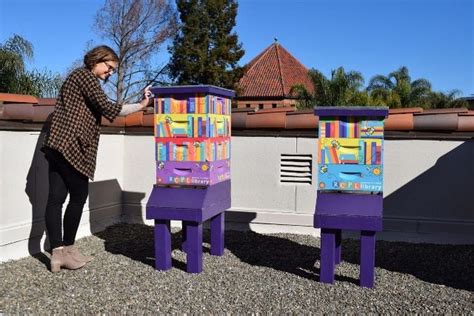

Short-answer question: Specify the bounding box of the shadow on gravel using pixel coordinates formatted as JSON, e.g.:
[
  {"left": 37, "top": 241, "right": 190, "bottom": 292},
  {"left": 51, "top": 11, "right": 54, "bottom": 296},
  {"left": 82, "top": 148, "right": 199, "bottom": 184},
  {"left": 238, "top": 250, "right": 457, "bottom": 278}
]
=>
[
  {"left": 224, "top": 229, "right": 359, "bottom": 285},
  {"left": 95, "top": 223, "right": 473, "bottom": 291},
  {"left": 373, "top": 240, "right": 473, "bottom": 291},
  {"left": 94, "top": 223, "right": 358, "bottom": 285},
  {"left": 94, "top": 223, "right": 191, "bottom": 272},
  {"left": 229, "top": 230, "right": 474, "bottom": 291},
  {"left": 328, "top": 235, "right": 473, "bottom": 291}
]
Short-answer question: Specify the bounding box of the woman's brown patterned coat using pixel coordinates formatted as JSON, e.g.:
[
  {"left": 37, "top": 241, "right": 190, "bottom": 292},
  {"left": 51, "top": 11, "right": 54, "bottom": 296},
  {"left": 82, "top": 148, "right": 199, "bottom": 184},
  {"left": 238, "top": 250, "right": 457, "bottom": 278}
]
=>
[{"left": 44, "top": 68, "right": 121, "bottom": 180}]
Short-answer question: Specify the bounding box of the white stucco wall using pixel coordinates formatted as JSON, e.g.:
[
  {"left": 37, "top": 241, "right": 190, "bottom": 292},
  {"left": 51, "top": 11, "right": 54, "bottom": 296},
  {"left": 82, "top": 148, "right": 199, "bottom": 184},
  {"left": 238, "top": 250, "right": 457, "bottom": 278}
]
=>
[
  {"left": 1, "top": 130, "right": 473, "bottom": 262},
  {"left": 0, "top": 131, "right": 124, "bottom": 261}
]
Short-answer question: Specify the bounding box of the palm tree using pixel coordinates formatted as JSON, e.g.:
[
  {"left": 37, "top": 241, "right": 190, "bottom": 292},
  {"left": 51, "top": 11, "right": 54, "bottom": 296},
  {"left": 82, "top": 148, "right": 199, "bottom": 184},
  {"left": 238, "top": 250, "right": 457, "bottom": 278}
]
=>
[
  {"left": 0, "top": 34, "right": 62, "bottom": 96},
  {"left": 291, "top": 67, "right": 369, "bottom": 109},
  {"left": 0, "top": 34, "right": 34, "bottom": 93},
  {"left": 426, "top": 90, "right": 468, "bottom": 108},
  {"left": 367, "top": 66, "right": 432, "bottom": 108}
]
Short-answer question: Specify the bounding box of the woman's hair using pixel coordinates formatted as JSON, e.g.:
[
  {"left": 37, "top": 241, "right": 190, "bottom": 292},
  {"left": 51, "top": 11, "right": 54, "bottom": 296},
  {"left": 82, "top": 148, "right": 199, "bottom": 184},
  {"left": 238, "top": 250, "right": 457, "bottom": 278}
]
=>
[{"left": 83, "top": 45, "right": 119, "bottom": 70}]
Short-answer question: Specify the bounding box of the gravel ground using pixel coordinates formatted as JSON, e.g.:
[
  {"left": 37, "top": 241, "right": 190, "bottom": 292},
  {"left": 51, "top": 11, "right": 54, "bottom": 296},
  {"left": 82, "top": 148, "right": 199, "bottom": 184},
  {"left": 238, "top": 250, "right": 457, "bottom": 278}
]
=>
[{"left": 1, "top": 223, "right": 473, "bottom": 314}]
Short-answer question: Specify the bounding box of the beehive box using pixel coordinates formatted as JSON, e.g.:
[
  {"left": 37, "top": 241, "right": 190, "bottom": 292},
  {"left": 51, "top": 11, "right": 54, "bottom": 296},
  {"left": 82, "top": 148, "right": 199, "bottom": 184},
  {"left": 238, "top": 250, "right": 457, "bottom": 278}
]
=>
[
  {"left": 151, "top": 85, "right": 234, "bottom": 186},
  {"left": 314, "top": 106, "right": 388, "bottom": 193}
]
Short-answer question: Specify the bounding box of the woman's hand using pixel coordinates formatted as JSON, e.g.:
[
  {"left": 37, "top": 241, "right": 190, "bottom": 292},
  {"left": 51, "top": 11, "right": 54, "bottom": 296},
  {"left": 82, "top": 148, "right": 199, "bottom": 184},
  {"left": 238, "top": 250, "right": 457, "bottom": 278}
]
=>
[{"left": 140, "top": 85, "right": 153, "bottom": 108}]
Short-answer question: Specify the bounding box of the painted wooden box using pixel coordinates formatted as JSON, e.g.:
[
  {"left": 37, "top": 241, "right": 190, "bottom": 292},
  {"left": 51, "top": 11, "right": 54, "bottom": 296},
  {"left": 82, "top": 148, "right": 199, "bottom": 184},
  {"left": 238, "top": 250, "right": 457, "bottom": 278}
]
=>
[
  {"left": 151, "top": 85, "right": 235, "bottom": 186},
  {"left": 315, "top": 106, "right": 389, "bottom": 193}
]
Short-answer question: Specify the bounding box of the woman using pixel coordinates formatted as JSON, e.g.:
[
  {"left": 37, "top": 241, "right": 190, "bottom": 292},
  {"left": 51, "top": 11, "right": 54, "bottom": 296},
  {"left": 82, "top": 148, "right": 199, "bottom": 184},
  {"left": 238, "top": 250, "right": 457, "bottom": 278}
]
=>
[{"left": 42, "top": 45, "right": 151, "bottom": 272}]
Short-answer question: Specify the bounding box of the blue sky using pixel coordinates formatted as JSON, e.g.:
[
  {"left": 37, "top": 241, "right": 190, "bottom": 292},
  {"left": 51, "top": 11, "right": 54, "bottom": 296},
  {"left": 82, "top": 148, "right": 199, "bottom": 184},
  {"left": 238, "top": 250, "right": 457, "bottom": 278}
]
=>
[{"left": 1, "top": 0, "right": 472, "bottom": 96}]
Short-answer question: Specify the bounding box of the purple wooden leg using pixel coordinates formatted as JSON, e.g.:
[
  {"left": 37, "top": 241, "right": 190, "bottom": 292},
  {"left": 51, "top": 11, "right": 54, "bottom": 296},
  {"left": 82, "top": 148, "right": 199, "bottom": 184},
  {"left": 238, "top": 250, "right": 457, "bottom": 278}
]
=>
[
  {"left": 186, "top": 222, "right": 203, "bottom": 273},
  {"left": 320, "top": 228, "right": 336, "bottom": 284},
  {"left": 182, "top": 221, "right": 188, "bottom": 252},
  {"left": 335, "top": 229, "right": 342, "bottom": 265},
  {"left": 210, "top": 212, "right": 225, "bottom": 256},
  {"left": 154, "top": 219, "right": 172, "bottom": 270},
  {"left": 360, "top": 230, "right": 376, "bottom": 288}
]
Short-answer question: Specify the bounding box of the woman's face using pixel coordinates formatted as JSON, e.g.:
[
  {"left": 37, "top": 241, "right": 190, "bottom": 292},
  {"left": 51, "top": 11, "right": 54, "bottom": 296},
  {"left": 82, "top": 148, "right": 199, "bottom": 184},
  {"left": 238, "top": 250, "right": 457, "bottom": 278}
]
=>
[{"left": 92, "top": 60, "right": 118, "bottom": 80}]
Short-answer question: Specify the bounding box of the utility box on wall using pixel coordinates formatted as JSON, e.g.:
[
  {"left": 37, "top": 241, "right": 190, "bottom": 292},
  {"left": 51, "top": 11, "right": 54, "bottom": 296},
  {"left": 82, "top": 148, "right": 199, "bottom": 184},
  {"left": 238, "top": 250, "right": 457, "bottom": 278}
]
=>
[
  {"left": 151, "top": 85, "right": 235, "bottom": 186},
  {"left": 315, "top": 107, "right": 388, "bottom": 193}
]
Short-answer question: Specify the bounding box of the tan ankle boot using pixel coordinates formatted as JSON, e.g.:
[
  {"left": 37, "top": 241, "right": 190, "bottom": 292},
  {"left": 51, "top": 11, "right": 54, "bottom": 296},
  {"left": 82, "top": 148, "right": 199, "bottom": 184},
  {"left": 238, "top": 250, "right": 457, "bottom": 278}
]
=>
[
  {"left": 50, "top": 247, "right": 86, "bottom": 273},
  {"left": 64, "top": 245, "right": 93, "bottom": 263}
]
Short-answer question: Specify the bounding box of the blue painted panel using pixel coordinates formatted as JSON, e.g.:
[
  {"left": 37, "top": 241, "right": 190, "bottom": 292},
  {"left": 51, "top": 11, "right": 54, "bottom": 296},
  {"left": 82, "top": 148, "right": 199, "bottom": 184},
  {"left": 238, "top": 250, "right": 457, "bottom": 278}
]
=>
[{"left": 318, "top": 164, "right": 383, "bottom": 193}]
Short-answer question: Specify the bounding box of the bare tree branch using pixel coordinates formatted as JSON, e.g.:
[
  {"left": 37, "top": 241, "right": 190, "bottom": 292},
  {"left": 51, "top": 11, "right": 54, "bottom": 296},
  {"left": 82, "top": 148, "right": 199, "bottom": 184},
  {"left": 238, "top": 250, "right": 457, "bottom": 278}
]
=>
[{"left": 93, "top": 0, "right": 177, "bottom": 104}]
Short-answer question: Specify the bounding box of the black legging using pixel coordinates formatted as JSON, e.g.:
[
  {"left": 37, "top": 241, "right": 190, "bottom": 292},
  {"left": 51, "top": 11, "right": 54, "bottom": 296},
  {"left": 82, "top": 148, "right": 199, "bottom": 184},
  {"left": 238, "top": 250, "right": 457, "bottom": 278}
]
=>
[{"left": 43, "top": 147, "right": 89, "bottom": 249}]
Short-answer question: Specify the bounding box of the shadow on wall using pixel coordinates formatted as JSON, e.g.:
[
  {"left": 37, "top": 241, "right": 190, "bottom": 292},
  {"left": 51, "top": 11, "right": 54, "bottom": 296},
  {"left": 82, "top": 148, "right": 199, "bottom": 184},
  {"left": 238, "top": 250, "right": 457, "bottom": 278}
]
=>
[
  {"left": 25, "top": 114, "right": 52, "bottom": 267},
  {"left": 384, "top": 141, "right": 474, "bottom": 232},
  {"left": 90, "top": 182, "right": 147, "bottom": 265},
  {"left": 24, "top": 116, "right": 147, "bottom": 267},
  {"left": 88, "top": 179, "right": 128, "bottom": 234},
  {"left": 121, "top": 191, "right": 147, "bottom": 225}
]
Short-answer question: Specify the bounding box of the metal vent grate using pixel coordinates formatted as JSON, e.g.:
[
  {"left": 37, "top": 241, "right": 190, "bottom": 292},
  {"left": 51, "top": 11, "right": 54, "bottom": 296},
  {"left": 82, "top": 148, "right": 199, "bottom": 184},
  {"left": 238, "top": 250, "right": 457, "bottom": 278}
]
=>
[{"left": 280, "top": 154, "right": 312, "bottom": 184}]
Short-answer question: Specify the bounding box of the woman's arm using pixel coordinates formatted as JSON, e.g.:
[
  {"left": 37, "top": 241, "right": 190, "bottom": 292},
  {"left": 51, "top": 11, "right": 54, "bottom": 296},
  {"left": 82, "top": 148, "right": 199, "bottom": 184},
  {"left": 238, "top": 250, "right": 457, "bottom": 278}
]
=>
[
  {"left": 117, "top": 85, "right": 152, "bottom": 116},
  {"left": 118, "top": 103, "right": 143, "bottom": 116}
]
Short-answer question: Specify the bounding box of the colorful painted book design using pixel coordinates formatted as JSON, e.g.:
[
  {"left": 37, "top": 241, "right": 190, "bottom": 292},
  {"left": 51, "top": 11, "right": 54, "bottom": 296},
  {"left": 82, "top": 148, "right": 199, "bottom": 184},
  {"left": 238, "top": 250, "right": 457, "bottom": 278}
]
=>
[
  {"left": 155, "top": 137, "right": 230, "bottom": 162},
  {"left": 155, "top": 114, "right": 230, "bottom": 138},
  {"left": 319, "top": 117, "right": 384, "bottom": 139},
  {"left": 154, "top": 94, "right": 231, "bottom": 115},
  {"left": 318, "top": 138, "right": 382, "bottom": 165}
]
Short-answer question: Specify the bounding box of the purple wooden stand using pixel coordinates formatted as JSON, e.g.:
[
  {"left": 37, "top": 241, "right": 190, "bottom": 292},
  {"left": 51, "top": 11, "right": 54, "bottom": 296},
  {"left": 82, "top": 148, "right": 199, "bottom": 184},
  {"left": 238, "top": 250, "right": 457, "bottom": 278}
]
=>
[
  {"left": 146, "top": 180, "right": 230, "bottom": 273},
  {"left": 314, "top": 192, "right": 383, "bottom": 288}
]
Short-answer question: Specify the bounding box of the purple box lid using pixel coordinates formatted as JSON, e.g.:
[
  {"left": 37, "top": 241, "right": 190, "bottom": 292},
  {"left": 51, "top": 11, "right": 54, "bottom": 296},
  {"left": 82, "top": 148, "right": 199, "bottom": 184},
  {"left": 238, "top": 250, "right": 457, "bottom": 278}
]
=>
[
  {"left": 315, "top": 191, "right": 383, "bottom": 217},
  {"left": 314, "top": 106, "right": 389, "bottom": 117},
  {"left": 151, "top": 85, "right": 235, "bottom": 98}
]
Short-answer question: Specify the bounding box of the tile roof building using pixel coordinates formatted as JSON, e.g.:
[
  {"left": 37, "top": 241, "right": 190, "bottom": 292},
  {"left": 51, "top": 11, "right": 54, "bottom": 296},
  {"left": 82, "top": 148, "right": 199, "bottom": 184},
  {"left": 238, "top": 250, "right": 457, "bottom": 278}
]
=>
[{"left": 236, "top": 41, "right": 314, "bottom": 110}]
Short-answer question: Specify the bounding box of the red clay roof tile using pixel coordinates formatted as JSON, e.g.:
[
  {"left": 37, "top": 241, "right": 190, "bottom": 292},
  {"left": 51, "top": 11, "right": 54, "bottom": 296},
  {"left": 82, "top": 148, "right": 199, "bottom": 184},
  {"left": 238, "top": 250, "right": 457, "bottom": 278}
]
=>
[
  {"left": 384, "top": 113, "right": 414, "bottom": 131},
  {"left": 37, "top": 98, "right": 57, "bottom": 106},
  {"left": 389, "top": 107, "right": 423, "bottom": 114},
  {"left": 416, "top": 108, "right": 468, "bottom": 115},
  {"left": 125, "top": 111, "right": 143, "bottom": 127},
  {"left": 232, "top": 107, "right": 256, "bottom": 113},
  {"left": 286, "top": 112, "right": 318, "bottom": 129},
  {"left": 1, "top": 93, "right": 474, "bottom": 135},
  {"left": 457, "top": 115, "right": 474, "bottom": 131},
  {"left": 458, "top": 110, "right": 474, "bottom": 116},
  {"left": 237, "top": 43, "right": 314, "bottom": 98},
  {"left": 253, "top": 107, "right": 295, "bottom": 114},
  {"left": 143, "top": 111, "right": 154, "bottom": 127},
  {"left": 414, "top": 113, "right": 459, "bottom": 131},
  {"left": 2, "top": 103, "right": 34, "bottom": 121},
  {"left": 0, "top": 93, "right": 38, "bottom": 104},
  {"left": 1, "top": 103, "right": 55, "bottom": 122},
  {"left": 231, "top": 112, "right": 248, "bottom": 129},
  {"left": 247, "top": 111, "right": 287, "bottom": 129},
  {"left": 32, "top": 105, "right": 55, "bottom": 122},
  {"left": 101, "top": 116, "right": 126, "bottom": 127}
]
